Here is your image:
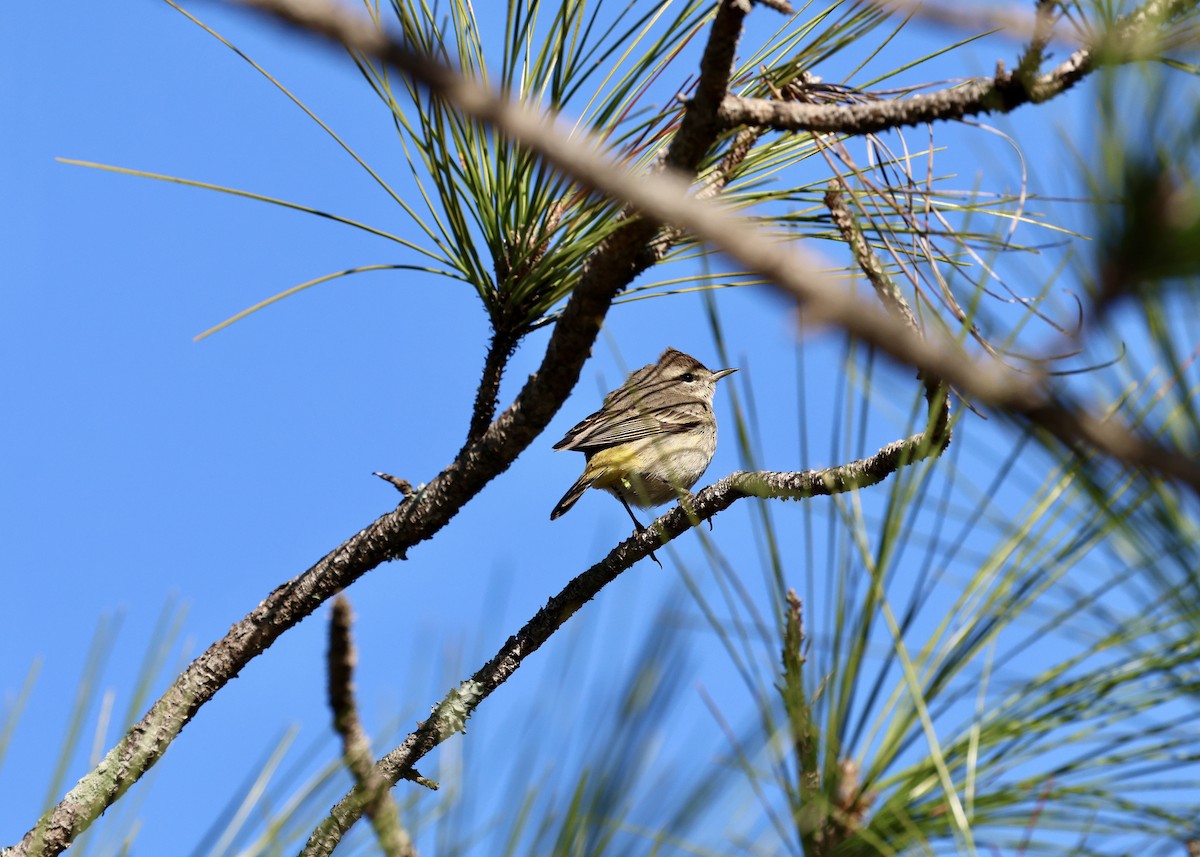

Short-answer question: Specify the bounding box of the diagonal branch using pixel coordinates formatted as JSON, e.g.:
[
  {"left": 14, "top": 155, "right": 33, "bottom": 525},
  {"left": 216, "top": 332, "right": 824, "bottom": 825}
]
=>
[
  {"left": 304, "top": 179, "right": 955, "bottom": 857},
  {"left": 213, "top": 0, "right": 1200, "bottom": 503},
  {"left": 12, "top": 0, "right": 1200, "bottom": 852},
  {"left": 824, "top": 185, "right": 951, "bottom": 449},
  {"left": 635, "top": 125, "right": 768, "bottom": 269},
  {"left": 4, "top": 2, "right": 770, "bottom": 856},
  {"left": 460, "top": 327, "right": 519, "bottom": 451},
  {"left": 302, "top": 433, "right": 957, "bottom": 856}
]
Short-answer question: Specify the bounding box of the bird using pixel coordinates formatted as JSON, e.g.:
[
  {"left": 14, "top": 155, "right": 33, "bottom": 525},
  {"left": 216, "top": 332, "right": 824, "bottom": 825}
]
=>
[{"left": 550, "top": 347, "right": 737, "bottom": 531}]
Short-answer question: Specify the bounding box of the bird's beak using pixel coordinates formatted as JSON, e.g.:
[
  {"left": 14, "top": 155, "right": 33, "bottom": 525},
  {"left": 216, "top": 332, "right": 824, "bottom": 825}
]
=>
[{"left": 712, "top": 367, "right": 738, "bottom": 382}]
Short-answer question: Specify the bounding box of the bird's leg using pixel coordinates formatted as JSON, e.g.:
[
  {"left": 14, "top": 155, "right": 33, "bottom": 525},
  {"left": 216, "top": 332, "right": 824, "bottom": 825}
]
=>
[
  {"left": 618, "top": 493, "right": 661, "bottom": 568},
  {"left": 618, "top": 493, "right": 646, "bottom": 531}
]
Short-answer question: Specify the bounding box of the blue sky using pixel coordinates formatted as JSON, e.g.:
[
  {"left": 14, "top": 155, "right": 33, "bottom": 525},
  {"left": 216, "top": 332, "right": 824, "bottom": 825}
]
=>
[{"left": 4, "top": 2, "right": 1179, "bottom": 855}]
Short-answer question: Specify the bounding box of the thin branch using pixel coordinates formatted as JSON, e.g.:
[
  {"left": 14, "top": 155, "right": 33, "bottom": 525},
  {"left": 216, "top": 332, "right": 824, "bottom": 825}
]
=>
[
  {"left": 327, "top": 597, "right": 414, "bottom": 857},
  {"left": 305, "top": 187, "right": 956, "bottom": 853},
  {"left": 301, "top": 428, "right": 957, "bottom": 856},
  {"left": 782, "top": 590, "right": 821, "bottom": 854},
  {"left": 467, "top": 200, "right": 570, "bottom": 449},
  {"left": 461, "top": 327, "right": 518, "bottom": 450},
  {"left": 718, "top": 0, "right": 1199, "bottom": 134},
  {"left": 373, "top": 473, "right": 415, "bottom": 497},
  {"left": 718, "top": 69, "right": 1047, "bottom": 135},
  {"left": 824, "top": 187, "right": 920, "bottom": 336},
  {"left": 824, "top": 185, "right": 952, "bottom": 441},
  {"left": 13, "top": 0, "right": 1200, "bottom": 851},
  {"left": 1013, "top": 0, "right": 1060, "bottom": 84}
]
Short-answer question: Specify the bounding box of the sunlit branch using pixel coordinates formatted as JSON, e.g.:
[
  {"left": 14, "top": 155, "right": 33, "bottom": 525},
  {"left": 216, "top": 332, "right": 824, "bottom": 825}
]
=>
[
  {"left": 13, "top": 0, "right": 1200, "bottom": 853},
  {"left": 301, "top": 433, "right": 959, "bottom": 855},
  {"left": 216, "top": 0, "right": 1200, "bottom": 493},
  {"left": 5, "top": 2, "right": 772, "bottom": 855},
  {"left": 824, "top": 185, "right": 952, "bottom": 433},
  {"left": 304, "top": 183, "right": 957, "bottom": 856},
  {"left": 718, "top": 0, "right": 1199, "bottom": 134}
]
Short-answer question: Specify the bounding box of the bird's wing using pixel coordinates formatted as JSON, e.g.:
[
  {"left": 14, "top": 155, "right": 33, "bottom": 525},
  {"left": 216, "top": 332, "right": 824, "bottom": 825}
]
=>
[{"left": 553, "top": 403, "right": 701, "bottom": 452}]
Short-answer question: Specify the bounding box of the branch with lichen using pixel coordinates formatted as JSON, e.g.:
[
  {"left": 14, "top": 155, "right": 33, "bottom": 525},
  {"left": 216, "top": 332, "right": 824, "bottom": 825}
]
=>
[
  {"left": 300, "top": 178, "right": 957, "bottom": 857},
  {"left": 718, "top": 0, "right": 1198, "bottom": 134},
  {"left": 2, "top": 3, "right": 784, "bottom": 856},
  {"left": 300, "top": 430, "right": 956, "bottom": 855},
  {"left": 10, "top": 0, "right": 1200, "bottom": 854}
]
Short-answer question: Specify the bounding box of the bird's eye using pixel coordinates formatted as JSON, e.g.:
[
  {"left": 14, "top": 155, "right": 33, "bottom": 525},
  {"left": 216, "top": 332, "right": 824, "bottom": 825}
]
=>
[{"left": 680, "top": 372, "right": 696, "bottom": 383}]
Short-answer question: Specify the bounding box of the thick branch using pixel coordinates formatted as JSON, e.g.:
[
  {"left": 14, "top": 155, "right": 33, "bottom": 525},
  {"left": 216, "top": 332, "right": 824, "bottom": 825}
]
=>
[
  {"left": 13, "top": 0, "right": 1200, "bottom": 851},
  {"left": 5, "top": 3, "right": 762, "bottom": 856},
  {"left": 212, "top": 0, "right": 1198, "bottom": 493}
]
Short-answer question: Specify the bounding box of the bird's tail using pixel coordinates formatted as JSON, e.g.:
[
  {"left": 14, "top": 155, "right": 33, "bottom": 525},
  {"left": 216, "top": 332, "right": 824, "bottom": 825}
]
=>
[{"left": 550, "top": 473, "right": 594, "bottom": 520}]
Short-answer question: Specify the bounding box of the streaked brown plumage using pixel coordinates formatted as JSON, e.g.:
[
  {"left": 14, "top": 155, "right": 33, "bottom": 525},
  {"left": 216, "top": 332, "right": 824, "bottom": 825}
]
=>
[{"left": 550, "top": 348, "right": 736, "bottom": 526}]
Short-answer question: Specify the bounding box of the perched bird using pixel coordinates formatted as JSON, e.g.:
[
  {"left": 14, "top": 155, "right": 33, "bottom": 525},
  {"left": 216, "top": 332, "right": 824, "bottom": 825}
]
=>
[{"left": 550, "top": 347, "right": 737, "bottom": 529}]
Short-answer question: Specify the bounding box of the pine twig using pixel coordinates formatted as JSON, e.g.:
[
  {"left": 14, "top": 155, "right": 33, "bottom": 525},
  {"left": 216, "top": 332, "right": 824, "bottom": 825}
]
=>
[{"left": 327, "top": 597, "right": 415, "bottom": 857}]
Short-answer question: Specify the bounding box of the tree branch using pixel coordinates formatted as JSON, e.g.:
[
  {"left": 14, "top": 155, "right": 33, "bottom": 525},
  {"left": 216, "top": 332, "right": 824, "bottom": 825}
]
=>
[
  {"left": 781, "top": 590, "right": 822, "bottom": 853},
  {"left": 206, "top": 0, "right": 1198, "bottom": 495},
  {"left": 5, "top": 2, "right": 765, "bottom": 855},
  {"left": 12, "top": 0, "right": 1200, "bottom": 851},
  {"left": 461, "top": 327, "right": 518, "bottom": 451},
  {"left": 1013, "top": 0, "right": 1060, "bottom": 84},
  {"left": 301, "top": 431, "right": 957, "bottom": 856},
  {"left": 205, "top": 0, "right": 1123, "bottom": 444},
  {"left": 303, "top": 181, "right": 957, "bottom": 857},
  {"left": 824, "top": 185, "right": 951, "bottom": 446},
  {"left": 718, "top": 0, "right": 1198, "bottom": 134},
  {"left": 327, "top": 597, "right": 414, "bottom": 857},
  {"left": 635, "top": 125, "right": 768, "bottom": 270}
]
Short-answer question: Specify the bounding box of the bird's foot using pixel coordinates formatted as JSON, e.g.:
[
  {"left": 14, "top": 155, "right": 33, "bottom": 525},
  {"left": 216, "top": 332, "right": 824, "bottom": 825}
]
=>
[
  {"left": 678, "top": 492, "right": 711, "bottom": 530},
  {"left": 631, "top": 520, "right": 663, "bottom": 568}
]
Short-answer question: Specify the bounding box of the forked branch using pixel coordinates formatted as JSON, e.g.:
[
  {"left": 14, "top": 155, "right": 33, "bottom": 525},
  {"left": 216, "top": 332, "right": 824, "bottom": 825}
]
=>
[
  {"left": 4, "top": 2, "right": 776, "bottom": 855},
  {"left": 10, "top": 0, "right": 1200, "bottom": 853}
]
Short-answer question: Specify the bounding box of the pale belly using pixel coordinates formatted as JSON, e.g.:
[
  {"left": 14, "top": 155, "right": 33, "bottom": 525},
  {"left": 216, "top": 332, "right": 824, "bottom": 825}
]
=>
[{"left": 591, "top": 432, "right": 717, "bottom": 507}]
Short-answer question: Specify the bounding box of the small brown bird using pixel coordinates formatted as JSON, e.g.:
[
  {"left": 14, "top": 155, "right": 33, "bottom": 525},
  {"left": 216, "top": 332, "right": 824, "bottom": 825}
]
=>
[{"left": 550, "top": 347, "right": 737, "bottom": 529}]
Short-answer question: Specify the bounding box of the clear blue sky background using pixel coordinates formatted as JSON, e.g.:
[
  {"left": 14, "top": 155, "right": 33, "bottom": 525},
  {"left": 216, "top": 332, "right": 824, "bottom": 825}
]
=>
[{"left": 1, "top": 2, "right": 1147, "bottom": 855}]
